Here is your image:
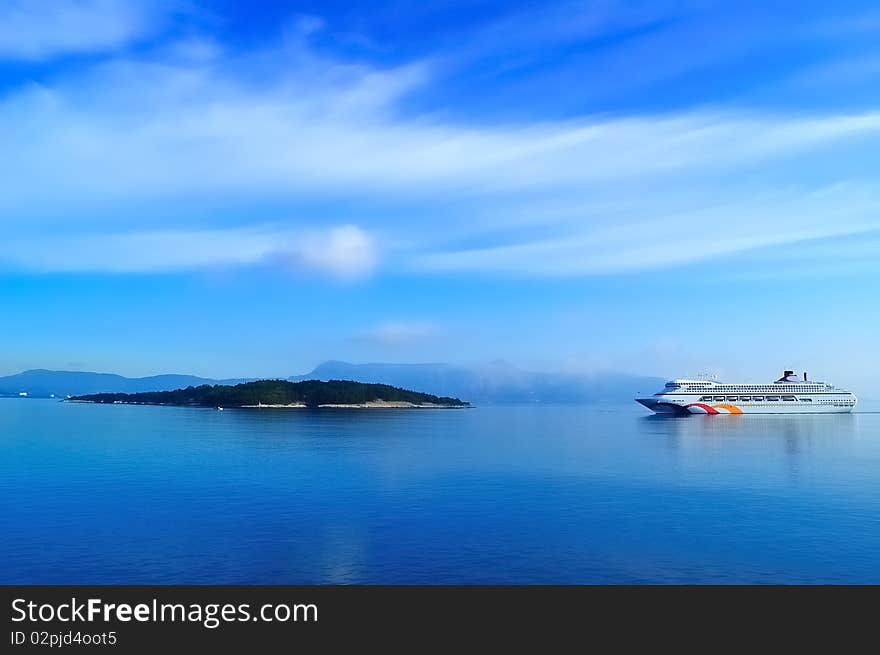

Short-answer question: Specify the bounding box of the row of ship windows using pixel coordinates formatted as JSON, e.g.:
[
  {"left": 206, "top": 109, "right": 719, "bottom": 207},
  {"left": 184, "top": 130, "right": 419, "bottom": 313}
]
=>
[
  {"left": 698, "top": 395, "right": 855, "bottom": 404},
  {"left": 700, "top": 395, "right": 803, "bottom": 402},
  {"left": 685, "top": 387, "right": 825, "bottom": 391}
]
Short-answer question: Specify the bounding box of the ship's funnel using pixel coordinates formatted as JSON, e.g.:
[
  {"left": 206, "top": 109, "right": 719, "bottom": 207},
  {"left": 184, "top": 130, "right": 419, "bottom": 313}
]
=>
[
  {"left": 804, "top": 371, "right": 808, "bottom": 381},
  {"left": 776, "top": 370, "right": 799, "bottom": 383}
]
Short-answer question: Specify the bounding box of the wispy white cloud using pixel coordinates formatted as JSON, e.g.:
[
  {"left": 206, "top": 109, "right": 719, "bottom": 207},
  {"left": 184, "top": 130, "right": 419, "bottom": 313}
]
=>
[
  {"left": 0, "top": 0, "right": 167, "bottom": 61},
  {"left": 1, "top": 26, "right": 880, "bottom": 277},
  {"left": 407, "top": 184, "right": 880, "bottom": 276},
  {"left": 3, "top": 30, "right": 879, "bottom": 207},
  {"left": 351, "top": 322, "right": 441, "bottom": 348},
  {"left": 429, "top": 1, "right": 880, "bottom": 113},
  {"left": 707, "top": 229, "right": 880, "bottom": 282},
  {"left": 275, "top": 225, "right": 378, "bottom": 280},
  {"left": 448, "top": 0, "right": 685, "bottom": 59},
  {"left": 0, "top": 224, "right": 378, "bottom": 279}
]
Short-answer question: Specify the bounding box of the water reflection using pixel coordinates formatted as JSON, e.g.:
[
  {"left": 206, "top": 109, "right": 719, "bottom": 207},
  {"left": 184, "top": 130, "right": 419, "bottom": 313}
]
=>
[
  {"left": 5, "top": 400, "right": 880, "bottom": 583},
  {"left": 643, "top": 413, "right": 861, "bottom": 482}
]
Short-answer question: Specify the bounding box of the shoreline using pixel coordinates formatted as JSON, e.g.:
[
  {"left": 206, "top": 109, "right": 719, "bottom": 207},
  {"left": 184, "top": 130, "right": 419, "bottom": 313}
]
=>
[
  {"left": 64, "top": 379, "right": 470, "bottom": 409},
  {"left": 66, "top": 400, "right": 469, "bottom": 409},
  {"left": 242, "top": 401, "right": 463, "bottom": 409}
]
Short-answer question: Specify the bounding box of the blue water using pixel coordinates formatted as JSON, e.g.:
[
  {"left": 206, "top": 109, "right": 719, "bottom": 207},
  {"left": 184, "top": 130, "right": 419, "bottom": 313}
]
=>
[{"left": 2, "top": 398, "right": 880, "bottom": 584}]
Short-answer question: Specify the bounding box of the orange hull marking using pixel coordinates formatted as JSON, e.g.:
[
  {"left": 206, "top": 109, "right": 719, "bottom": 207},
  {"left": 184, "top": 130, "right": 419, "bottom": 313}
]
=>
[{"left": 713, "top": 403, "right": 743, "bottom": 414}]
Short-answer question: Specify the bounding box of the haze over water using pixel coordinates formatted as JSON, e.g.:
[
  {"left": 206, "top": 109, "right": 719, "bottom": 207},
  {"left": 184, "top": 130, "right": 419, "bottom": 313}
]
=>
[{"left": 3, "top": 399, "right": 880, "bottom": 584}]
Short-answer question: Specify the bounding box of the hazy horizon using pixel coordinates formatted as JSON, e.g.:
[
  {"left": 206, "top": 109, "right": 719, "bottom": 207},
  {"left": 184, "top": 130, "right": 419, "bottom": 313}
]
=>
[
  {"left": 1, "top": 360, "right": 872, "bottom": 395},
  {"left": 2, "top": 1, "right": 879, "bottom": 392}
]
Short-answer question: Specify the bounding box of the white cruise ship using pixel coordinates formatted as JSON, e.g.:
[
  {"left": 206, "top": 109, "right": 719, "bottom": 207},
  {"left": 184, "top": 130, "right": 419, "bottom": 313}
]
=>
[{"left": 636, "top": 371, "right": 857, "bottom": 415}]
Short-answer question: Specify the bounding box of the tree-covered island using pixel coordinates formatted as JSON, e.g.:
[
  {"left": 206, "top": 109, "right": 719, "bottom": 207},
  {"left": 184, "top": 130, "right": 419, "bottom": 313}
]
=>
[{"left": 69, "top": 379, "right": 470, "bottom": 408}]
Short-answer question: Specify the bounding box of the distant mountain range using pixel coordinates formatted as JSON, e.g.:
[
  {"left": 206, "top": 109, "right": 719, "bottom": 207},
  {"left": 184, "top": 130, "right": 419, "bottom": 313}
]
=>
[
  {"left": 0, "top": 369, "right": 250, "bottom": 399},
  {"left": 0, "top": 362, "right": 663, "bottom": 403},
  {"left": 291, "top": 361, "right": 662, "bottom": 403}
]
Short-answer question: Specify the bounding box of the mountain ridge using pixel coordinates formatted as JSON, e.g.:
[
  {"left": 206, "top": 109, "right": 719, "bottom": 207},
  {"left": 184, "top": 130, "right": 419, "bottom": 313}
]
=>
[
  {"left": 0, "top": 362, "right": 663, "bottom": 403},
  {"left": 290, "top": 360, "right": 663, "bottom": 403},
  {"left": 0, "top": 369, "right": 252, "bottom": 398}
]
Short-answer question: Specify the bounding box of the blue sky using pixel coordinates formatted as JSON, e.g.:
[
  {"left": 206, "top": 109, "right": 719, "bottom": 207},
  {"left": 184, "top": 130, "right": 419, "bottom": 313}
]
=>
[{"left": 1, "top": 1, "right": 879, "bottom": 388}]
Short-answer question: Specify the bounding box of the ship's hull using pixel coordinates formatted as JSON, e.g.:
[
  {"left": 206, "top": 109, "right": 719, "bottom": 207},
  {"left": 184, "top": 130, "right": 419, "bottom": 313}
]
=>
[{"left": 636, "top": 396, "right": 856, "bottom": 415}]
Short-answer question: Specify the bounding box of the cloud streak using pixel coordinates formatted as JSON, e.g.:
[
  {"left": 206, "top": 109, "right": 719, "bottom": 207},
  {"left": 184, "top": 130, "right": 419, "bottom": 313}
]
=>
[
  {"left": 351, "top": 322, "right": 441, "bottom": 348},
  {"left": 0, "top": 225, "right": 378, "bottom": 279},
  {"left": 5, "top": 67, "right": 879, "bottom": 208},
  {"left": 408, "top": 184, "right": 880, "bottom": 276},
  {"left": 0, "top": 0, "right": 165, "bottom": 61}
]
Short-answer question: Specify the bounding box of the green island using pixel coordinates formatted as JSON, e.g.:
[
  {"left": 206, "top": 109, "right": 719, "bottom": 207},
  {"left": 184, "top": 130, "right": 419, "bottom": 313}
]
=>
[{"left": 69, "top": 379, "right": 470, "bottom": 408}]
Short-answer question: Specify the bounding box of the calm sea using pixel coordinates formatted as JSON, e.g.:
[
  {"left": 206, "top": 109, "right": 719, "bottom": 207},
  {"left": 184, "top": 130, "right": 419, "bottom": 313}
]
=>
[{"left": 2, "top": 398, "right": 880, "bottom": 584}]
